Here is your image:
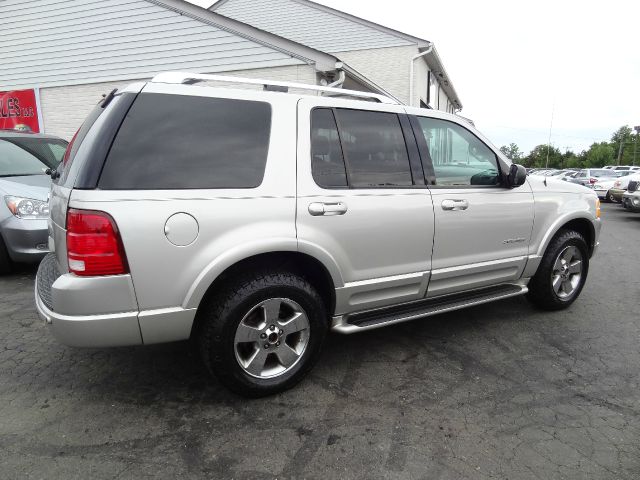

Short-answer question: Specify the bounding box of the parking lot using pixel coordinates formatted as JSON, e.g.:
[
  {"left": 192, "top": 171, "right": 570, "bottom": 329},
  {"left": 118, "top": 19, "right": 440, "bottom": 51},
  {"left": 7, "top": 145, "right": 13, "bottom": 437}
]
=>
[{"left": 0, "top": 203, "right": 638, "bottom": 479}]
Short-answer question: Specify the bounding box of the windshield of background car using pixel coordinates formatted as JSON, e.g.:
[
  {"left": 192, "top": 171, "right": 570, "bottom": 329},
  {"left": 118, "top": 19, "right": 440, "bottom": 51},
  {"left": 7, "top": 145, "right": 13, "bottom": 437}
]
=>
[
  {"left": 0, "top": 138, "right": 67, "bottom": 177},
  {"left": 592, "top": 169, "right": 617, "bottom": 177}
]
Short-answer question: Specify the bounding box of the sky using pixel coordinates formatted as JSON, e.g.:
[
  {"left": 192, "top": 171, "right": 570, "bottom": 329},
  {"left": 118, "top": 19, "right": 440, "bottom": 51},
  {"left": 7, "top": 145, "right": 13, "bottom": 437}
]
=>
[{"left": 189, "top": 0, "right": 639, "bottom": 154}]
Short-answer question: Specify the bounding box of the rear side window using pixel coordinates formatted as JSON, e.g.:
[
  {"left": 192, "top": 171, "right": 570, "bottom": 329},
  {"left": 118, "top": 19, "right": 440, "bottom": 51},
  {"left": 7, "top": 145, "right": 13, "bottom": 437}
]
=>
[
  {"left": 99, "top": 93, "right": 271, "bottom": 190},
  {"left": 335, "top": 109, "right": 412, "bottom": 188},
  {"left": 310, "top": 109, "right": 347, "bottom": 188}
]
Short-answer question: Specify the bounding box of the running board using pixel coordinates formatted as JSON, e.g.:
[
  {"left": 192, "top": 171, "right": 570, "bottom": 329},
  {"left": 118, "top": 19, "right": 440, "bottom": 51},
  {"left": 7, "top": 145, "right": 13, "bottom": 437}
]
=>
[{"left": 331, "top": 284, "right": 528, "bottom": 334}]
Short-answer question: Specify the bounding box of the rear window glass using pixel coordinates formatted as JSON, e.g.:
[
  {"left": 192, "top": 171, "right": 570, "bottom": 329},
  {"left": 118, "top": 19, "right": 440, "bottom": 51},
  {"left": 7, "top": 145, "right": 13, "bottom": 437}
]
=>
[
  {"left": 99, "top": 93, "right": 271, "bottom": 190},
  {"left": 58, "top": 102, "right": 104, "bottom": 185},
  {"left": 334, "top": 109, "right": 412, "bottom": 188}
]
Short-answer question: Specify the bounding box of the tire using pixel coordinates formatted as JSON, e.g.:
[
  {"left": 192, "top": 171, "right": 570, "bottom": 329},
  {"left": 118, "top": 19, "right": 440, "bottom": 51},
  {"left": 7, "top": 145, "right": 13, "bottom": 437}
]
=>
[
  {"left": 607, "top": 190, "right": 617, "bottom": 203},
  {"left": 527, "top": 229, "right": 589, "bottom": 311},
  {"left": 197, "top": 271, "right": 327, "bottom": 397},
  {"left": 0, "top": 235, "right": 11, "bottom": 275}
]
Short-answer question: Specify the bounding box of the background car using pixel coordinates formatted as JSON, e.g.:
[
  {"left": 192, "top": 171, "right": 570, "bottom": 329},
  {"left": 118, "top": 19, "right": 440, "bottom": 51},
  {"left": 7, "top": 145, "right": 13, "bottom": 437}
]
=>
[
  {"left": 609, "top": 172, "right": 640, "bottom": 202},
  {"left": 593, "top": 170, "right": 638, "bottom": 202},
  {"left": 622, "top": 182, "right": 640, "bottom": 212},
  {"left": 568, "top": 168, "right": 620, "bottom": 188},
  {"left": 0, "top": 131, "right": 68, "bottom": 273}
]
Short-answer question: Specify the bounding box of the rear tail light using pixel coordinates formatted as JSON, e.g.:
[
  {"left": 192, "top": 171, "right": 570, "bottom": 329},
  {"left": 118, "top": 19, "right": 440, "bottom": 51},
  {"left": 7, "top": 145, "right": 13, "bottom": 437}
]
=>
[
  {"left": 66, "top": 208, "right": 128, "bottom": 276},
  {"left": 589, "top": 177, "right": 597, "bottom": 184}
]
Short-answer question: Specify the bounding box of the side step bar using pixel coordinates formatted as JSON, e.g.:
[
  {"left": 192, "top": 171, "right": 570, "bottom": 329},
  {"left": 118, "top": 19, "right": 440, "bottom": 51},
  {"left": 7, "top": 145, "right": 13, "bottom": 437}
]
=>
[{"left": 331, "top": 284, "right": 528, "bottom": 334}]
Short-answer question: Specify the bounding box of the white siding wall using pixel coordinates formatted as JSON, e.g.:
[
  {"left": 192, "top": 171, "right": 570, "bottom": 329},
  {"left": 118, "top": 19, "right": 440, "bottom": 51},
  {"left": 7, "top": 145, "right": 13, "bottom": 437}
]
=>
[
  {"left": 1, "top": 0, "right": 304, "bottom": 90},
  {"left": 414, "top": 57, "right": 430, "bottom": 107},
  {"left": 40, "top": 65, "right": 317, "bottom": 140},
  {"left": 216, "top": 0, "right": 412, "bottom": 53},
  {"left": 338, "top": 45, "right": 417, "bottom": 106}
]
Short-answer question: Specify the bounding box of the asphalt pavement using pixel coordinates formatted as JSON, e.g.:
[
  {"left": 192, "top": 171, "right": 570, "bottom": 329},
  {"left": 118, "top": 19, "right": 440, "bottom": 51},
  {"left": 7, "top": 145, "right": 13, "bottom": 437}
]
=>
[{"left": 1, "top": 203, "right": 639, "bottom": 479}]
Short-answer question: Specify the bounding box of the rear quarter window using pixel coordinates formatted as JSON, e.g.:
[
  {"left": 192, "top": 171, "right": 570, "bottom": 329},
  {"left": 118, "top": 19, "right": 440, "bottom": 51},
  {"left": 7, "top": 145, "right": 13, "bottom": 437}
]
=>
[{"left": 98, "top": 93, "right": 271, "bottom": 190}]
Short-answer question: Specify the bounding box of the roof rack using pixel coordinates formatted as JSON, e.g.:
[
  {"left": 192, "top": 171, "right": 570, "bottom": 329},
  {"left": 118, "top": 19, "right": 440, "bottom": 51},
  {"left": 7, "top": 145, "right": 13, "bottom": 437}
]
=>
[{"left": 151, "top": 72, "right": 399, "bottom": 104}]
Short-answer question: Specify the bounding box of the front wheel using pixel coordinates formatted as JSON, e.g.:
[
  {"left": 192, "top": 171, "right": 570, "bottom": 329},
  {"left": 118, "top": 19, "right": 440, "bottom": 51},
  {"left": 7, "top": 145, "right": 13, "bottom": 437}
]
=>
[
  {"left": 607, "top": 190, "right": 618, "bottom": 203},
  {"left": 197, "top": 271, "right": 327, "bottom": 397},
  {"left": 527, "top": 229, "right": 589, "bottom": 310}
]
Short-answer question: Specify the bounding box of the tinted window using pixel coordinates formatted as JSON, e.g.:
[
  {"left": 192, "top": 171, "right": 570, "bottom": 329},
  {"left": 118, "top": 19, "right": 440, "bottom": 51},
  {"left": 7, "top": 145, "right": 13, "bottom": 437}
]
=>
[
  {"left": 311, "top": 109, "right": 347, "bottom": 188},
  {"left": 415, "top": 117, "right": 500, "bottom": 186},
  {"left": 99, "top": 93, "right": 271, "bottom": 189},
  {"left": 334, "top": 109, "right": 412, "bottom": 188}
]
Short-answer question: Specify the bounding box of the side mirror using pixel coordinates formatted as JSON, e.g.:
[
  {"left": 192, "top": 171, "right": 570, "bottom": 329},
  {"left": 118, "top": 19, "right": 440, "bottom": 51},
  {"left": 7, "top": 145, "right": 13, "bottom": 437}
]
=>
[{"left": 507, "top": 164, "right": 527, "bottom": 188}]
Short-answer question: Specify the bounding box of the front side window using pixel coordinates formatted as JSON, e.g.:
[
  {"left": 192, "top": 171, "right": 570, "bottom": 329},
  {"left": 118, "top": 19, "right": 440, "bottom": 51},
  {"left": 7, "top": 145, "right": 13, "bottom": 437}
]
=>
[
  {"left": 334, "top": 109, "right": 412, "bottom": 188},
  {"left": 99, "top": 93, "right": 271, "bottom": 190},
  {"left": 415, "top": 117, "right": 500, "bottom": 187}
]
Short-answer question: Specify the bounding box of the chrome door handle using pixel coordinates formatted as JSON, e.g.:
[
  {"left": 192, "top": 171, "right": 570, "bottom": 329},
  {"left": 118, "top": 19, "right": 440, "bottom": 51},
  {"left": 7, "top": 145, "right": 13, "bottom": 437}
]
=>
[
  {"left": 441, "top": 199, "right": 469, "bottom": 211},
  {"left": 308, "top": 202, "right": 348, "bottom": 216}
]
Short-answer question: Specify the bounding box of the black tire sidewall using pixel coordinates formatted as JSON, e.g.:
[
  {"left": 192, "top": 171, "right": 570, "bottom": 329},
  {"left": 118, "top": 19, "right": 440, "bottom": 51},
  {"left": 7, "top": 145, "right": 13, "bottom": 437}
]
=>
[
  {"left": 201, "top": 274, "right": 327, "bottom": 397},
  {"left": 529, "top": 230, "right": 589, "bottom": 309},
  {"left": 0, "top": 235, "right": 11, "bottom": 275}
]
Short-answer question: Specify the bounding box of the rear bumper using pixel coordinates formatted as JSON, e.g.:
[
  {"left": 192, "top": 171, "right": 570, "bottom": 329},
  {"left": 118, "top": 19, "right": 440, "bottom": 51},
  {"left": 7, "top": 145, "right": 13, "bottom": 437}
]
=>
[
  {"left": 593, "top": 189, "right": 607, "bottom": 199},
  {"left": 35, "top": 285, "right": 142, "bottom": 347},
  {"left": 0, "top": 216, "right": 48, "bottom": 263},
  {"left": 35, "top": 253, "right": 142, "bottom": 347}
]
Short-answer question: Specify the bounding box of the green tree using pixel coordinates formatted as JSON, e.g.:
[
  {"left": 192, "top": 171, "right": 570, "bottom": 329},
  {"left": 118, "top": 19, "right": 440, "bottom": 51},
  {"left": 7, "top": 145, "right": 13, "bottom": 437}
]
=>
[
  {"left": 499, "top": 143, "right": 524, "bottom": 162},
  {"left": 525, "top": 144, "right": 563, "bottom": 168},
  {"left": 584, "top": 142, "right": 615, "bottom": 167},
  {"left": 611, "top": 126, "right": 634, "bottom": 165}
]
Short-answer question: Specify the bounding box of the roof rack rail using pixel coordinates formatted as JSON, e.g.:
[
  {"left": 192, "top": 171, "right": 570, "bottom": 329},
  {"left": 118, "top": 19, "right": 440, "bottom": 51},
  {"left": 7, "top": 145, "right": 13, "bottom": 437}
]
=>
[{"left": 151, "top": 72, "right": 399, "bottom": 104}]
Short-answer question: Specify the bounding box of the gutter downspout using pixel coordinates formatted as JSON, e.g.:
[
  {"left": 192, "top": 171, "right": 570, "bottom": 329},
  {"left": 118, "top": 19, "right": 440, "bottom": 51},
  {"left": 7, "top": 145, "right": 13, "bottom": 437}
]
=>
[
  {"left": 409, "top": 43, "right": 433, "bottom": 107},
  {"left": 327, "top": 63, "right": 346, "bottom": 88}
]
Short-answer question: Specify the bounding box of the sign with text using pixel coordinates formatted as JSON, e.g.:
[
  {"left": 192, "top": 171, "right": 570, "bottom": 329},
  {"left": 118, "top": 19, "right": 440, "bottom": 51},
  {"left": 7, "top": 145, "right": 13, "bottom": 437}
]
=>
[{"left": 0, "top": 89, "right": 42, "bottom": 133}]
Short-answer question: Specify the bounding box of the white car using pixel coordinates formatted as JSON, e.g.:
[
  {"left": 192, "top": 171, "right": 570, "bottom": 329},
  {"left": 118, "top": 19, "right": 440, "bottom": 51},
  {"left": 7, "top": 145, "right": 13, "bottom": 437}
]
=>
[
  {"left": 609, "top": 173, "right": 640, "bottom": 202},
  {"left": 594, "top": 172, "right": 638, "bottom": 202}
]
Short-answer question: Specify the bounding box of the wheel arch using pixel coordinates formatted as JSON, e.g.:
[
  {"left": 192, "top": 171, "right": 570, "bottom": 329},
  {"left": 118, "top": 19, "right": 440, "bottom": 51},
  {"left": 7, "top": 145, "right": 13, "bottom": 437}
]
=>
[
  {"left": 187, "top": 250, "right": 340, "bottom": 338},
  {"left": 537, "top": 215, "right": 596, "bottom": 258}
]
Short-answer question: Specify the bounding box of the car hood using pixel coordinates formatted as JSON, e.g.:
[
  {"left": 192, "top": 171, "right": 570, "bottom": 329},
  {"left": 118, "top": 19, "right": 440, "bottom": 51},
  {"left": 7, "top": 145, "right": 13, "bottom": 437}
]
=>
[
  {"left": 0, "top": 175, "right": 51, "bottom": 201},
  {"left": 526, "top": 175, "right": 597, "bottom": 195}
]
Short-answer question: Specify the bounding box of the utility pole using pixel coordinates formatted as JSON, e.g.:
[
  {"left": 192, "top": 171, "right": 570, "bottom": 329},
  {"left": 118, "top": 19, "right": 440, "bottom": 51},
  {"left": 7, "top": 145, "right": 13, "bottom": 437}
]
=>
[
  {"left": 634, "top": 126, "right": 640, "bottom": 166},
  {"left": 616, "top": 138, "right": 624, "bottom": 166}
]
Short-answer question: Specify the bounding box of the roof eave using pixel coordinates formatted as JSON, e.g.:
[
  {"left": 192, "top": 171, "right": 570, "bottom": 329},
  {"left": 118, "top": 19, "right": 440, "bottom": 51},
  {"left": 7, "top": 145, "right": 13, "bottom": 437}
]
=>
[
  {"left": 420, "top": 45, "right": 463, "bottom": 110},
  {"left": 150, "top": 0, "right": 339, "bottom": 72}
]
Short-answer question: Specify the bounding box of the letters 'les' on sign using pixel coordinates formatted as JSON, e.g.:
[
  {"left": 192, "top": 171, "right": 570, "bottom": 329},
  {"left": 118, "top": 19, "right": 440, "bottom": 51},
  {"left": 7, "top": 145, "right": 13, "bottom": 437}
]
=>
[{"left": 0, "top": 89, "right": 43, "bottom": 133}]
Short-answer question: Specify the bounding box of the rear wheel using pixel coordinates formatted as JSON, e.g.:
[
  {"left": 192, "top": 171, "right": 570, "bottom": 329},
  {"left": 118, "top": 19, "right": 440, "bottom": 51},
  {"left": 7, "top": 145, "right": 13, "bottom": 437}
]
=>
[
  {"left": 607, "top": 190, "right": 617, "bottom": 203},
  {"left": 197, "top": 271, "right": 327, "bottom": 397},
  {"left": 0, "top": 235, "right": 11, "bottom": 275},
  {"left": 527, "top": 229, "right": 588, "bottom": 310}
]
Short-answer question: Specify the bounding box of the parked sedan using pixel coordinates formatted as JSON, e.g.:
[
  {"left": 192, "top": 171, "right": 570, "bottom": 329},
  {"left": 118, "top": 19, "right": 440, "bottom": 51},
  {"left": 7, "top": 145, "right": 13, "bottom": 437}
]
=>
[
  {"left": 609, "top": 173, "right": 640, "bottom": 203},
  {"left": 0, "top": 131, "right": 68, "bottom": 273},
  {"left": 593, "top": 171, "right": 635, "bottom": 202},
  {"left": 568, "top": 168, "right": 620, "bottom": 188}
]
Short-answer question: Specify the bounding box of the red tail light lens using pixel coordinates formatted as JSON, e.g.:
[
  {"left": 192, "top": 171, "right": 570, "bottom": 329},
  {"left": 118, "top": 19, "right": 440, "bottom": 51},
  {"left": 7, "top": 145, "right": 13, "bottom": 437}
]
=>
[
  {"left": 589, "top": 177, "right": 597, "bottom": 184},
  {"left": 66, "top": 209, "right": 128, "bottom": 276}
]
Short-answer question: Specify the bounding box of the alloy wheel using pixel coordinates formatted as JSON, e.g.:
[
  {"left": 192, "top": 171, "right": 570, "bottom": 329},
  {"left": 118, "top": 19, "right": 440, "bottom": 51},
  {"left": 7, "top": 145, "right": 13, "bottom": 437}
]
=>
[
  {"left": 234, "top": 298, "right": 310, "bottom": 379},
  {"left": 551, "top": 246, "right": 583, "bottom": 299}
]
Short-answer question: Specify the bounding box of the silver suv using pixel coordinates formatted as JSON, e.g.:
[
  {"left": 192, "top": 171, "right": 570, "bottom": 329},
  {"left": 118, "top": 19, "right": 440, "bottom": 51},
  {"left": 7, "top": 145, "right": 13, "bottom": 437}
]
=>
[{"left": 35, "top": 73, "right": 601, "bottom": 397}]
